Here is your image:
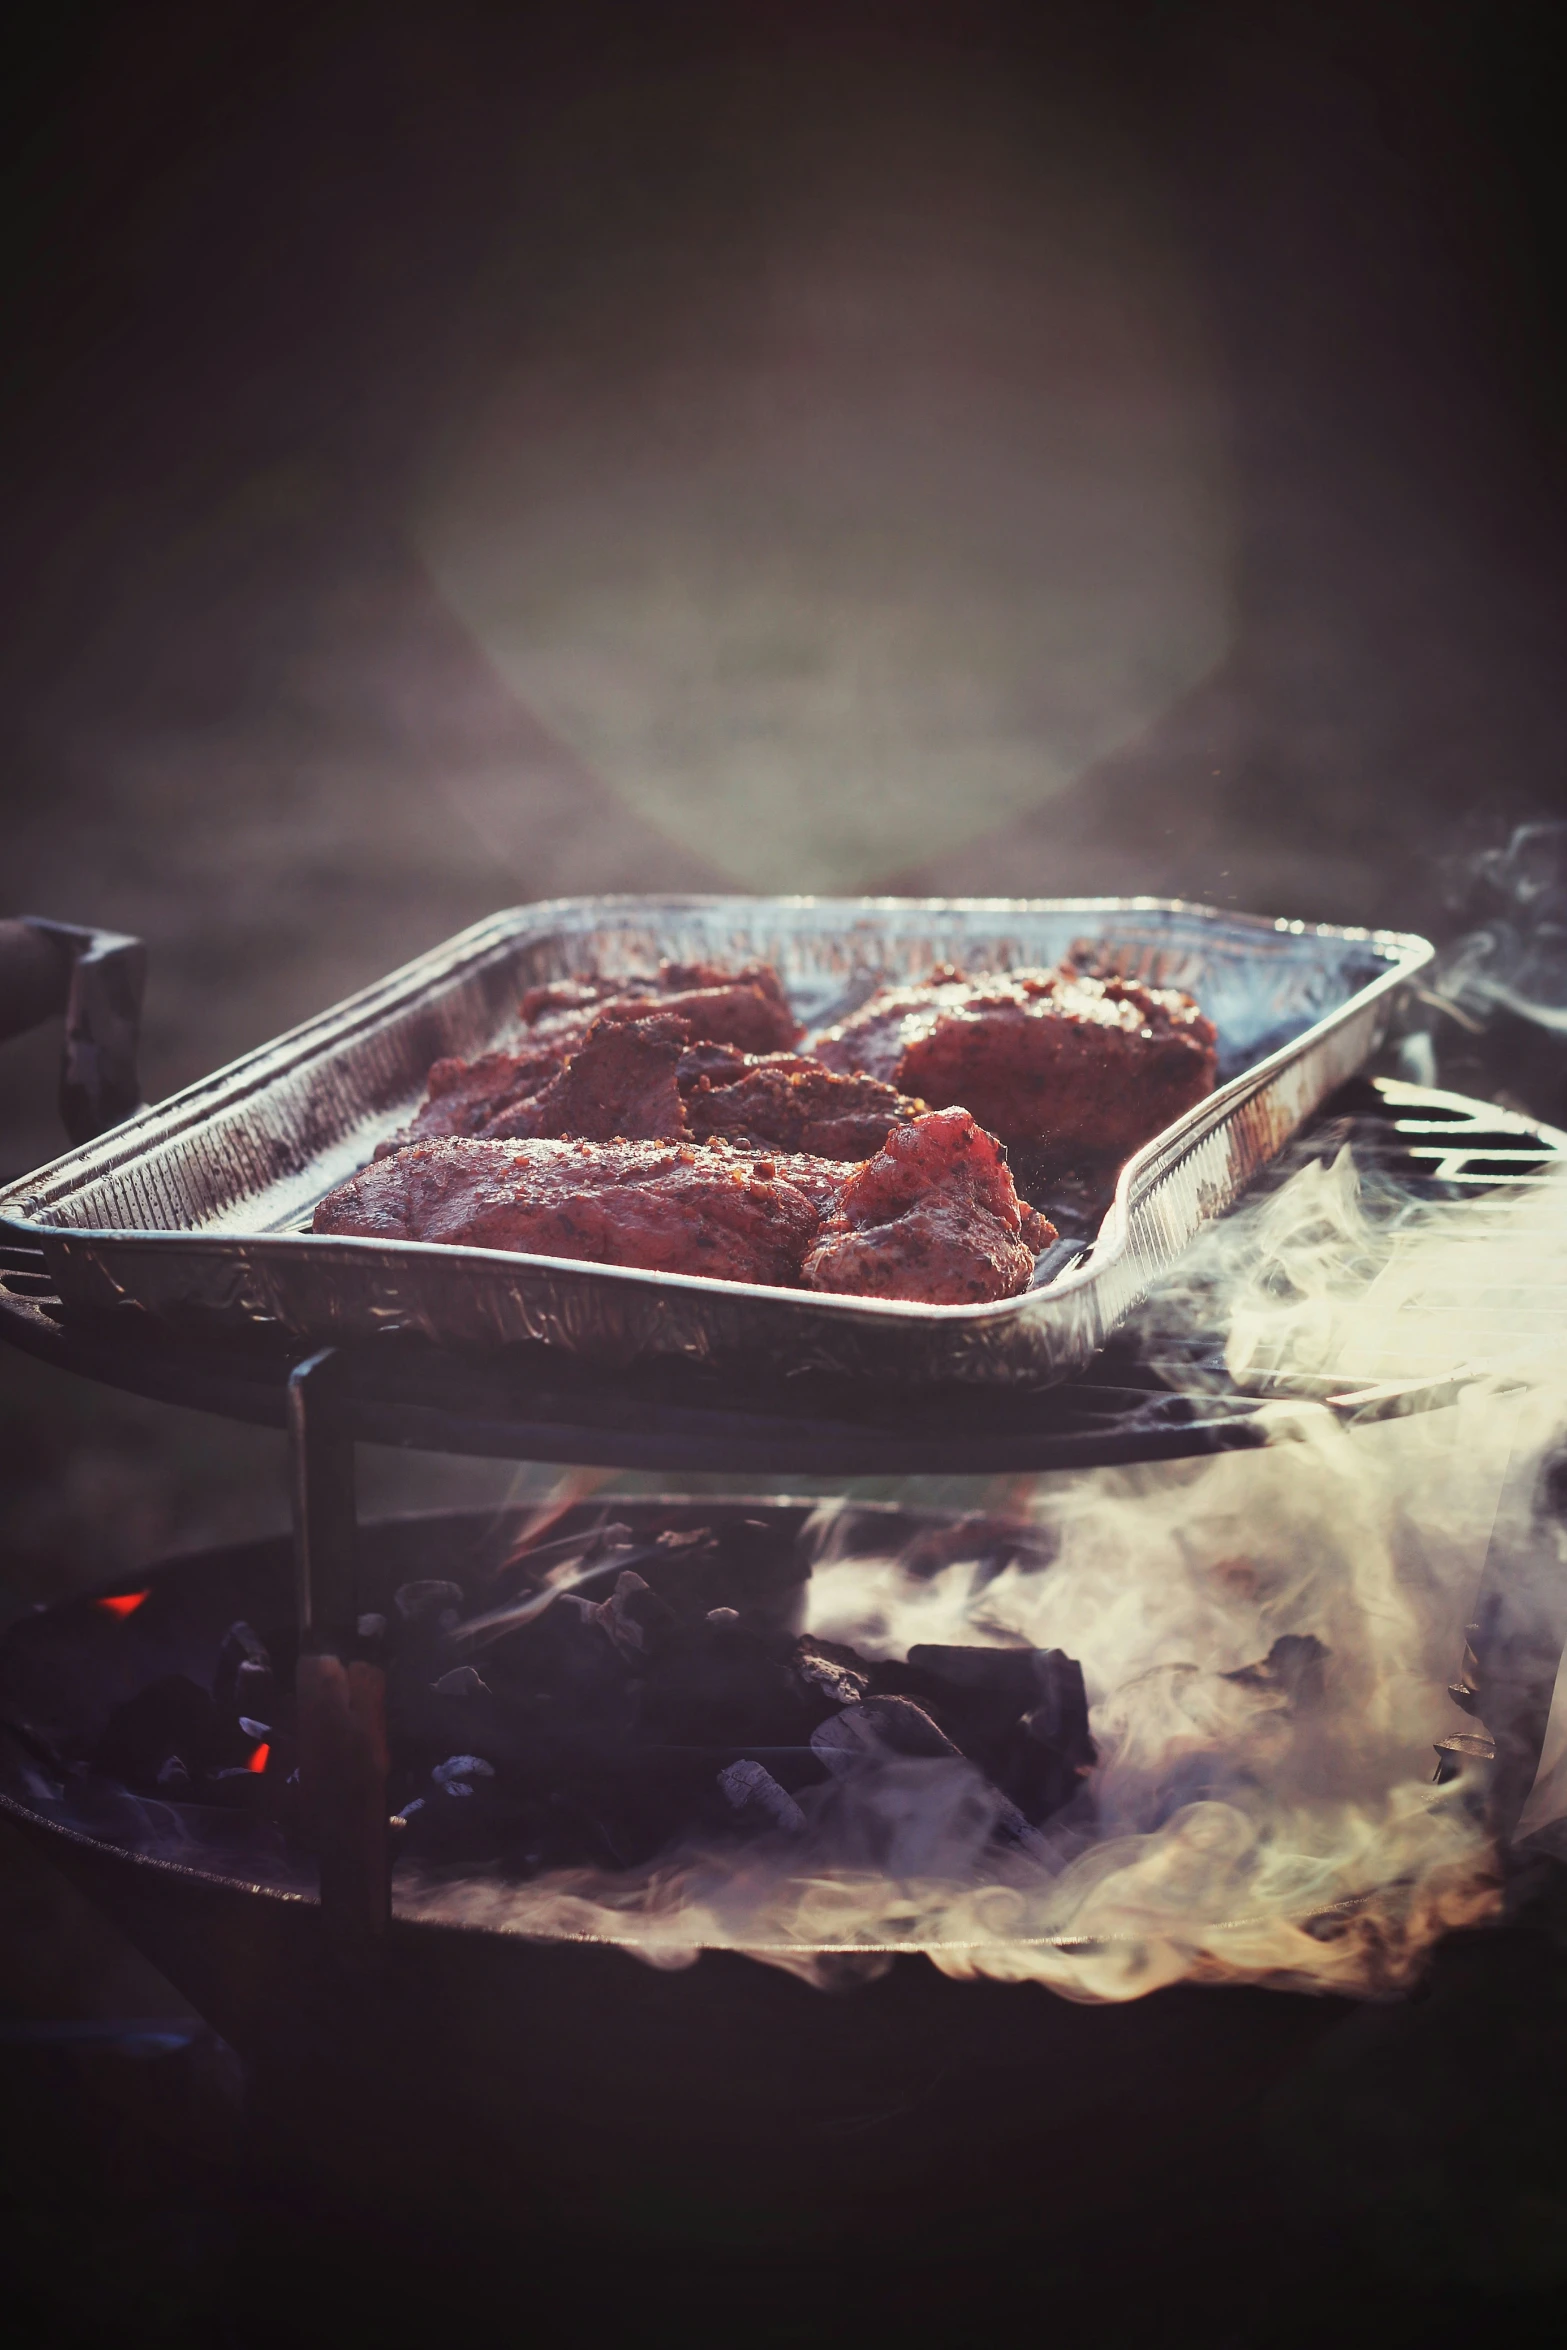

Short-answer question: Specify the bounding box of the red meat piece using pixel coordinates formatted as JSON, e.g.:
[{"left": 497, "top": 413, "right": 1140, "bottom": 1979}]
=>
[
  {"left": 809, "top": 965, "right": 1216, "bottom": 1162},
  {"left": 684, "top": 1056, "right": 927, "bottom": 1161},
  {"left": 395, "top": 960, "right": 801, "bottom": 1149},
  {"left": 315, "top": 1111, "right": 1053, "bottom": 1303},
  {"left": 315, "top": 1135, "right": 823, "bottom": 1286},
  {"left": 803, "top": 1108, "right": 1056, "bottom": 1305}
]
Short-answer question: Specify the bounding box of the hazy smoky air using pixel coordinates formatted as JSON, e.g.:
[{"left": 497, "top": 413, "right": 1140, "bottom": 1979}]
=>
[
  {"left": 400, "top": 1147, "right": 1567, "bottom": 1999},
  {"left": 416, "top": 54, "right": 1233, "bottom": 893}
]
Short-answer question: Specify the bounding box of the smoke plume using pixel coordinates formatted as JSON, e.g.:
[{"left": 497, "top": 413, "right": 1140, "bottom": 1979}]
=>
[{"left": 399, "top": 1141, "right": 1567, "bottom": 1999}]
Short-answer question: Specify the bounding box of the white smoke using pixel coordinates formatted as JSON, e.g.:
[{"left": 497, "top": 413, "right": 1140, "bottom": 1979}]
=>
[
  {"left": 397, "top": 1149, "right": 1567, "bottom": 1999},
  {"left": 1435, "top": 821, "right": 1567, "bottom": 1037}
]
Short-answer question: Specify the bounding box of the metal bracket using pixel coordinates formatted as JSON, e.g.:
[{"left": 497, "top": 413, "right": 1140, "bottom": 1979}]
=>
[
  {"left": 0, "top": 917, "right": 146, "bottom": 1143},
  {"left": 289, "top": 1348, "right": 390, "bottom": 1960}
]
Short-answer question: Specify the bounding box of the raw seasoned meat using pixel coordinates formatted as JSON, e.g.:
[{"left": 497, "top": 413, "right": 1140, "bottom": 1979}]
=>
[
  {"left": 395, "top": 961, "right": 801, "bottom": 1149},
  {"left": 493, "top": 1013, "right": 691, "bottom": 1142},
  {"left": 685, "top": 1056, "right": 927, "bottom": 1160},
  {"left": 391, "top": 1043, "right": 565, "bottom": 1147},
  {"left": 522, "top": 960, "right": 800, "bottom": 1056},
  {"left": 314, "top": 1112, "right": 1055, "bottom": 1303},
  {"left": 802, "top": 1108, "right": 1054, "bottom": 1305},
  {"left": 808, "top": 964, "right": 1216, "bottom": 1163},
  {"left": 316, "top": 1134, "right": 822, "bottom": 1286},
  {"left": 396, "top": 1009, "right": 925, "bottom": 1162}
]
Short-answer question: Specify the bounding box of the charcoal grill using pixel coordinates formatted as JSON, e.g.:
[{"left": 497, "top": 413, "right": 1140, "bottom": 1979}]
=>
[{"left": 5, "top": 919, "right": 1567, "bottom": 2258}]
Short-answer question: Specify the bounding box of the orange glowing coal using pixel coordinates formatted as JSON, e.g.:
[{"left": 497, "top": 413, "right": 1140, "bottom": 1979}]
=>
[
  {"left": 247, "top": 1743, "right": 270, "bottom": 1774},
  {"left": 95, "top": 1591, "right": 149, "bottom": 1618}
]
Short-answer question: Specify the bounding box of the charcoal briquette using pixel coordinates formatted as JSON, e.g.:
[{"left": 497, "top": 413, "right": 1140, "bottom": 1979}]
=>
[
  {"left": 790, "top": 1636, "right": 871, "bottom": 1709},
  {"left": 216, "top": 1622, "right": 272, "bottom": 1715},
  {"left": 1000, "top": 1653, "right": 1096, "bottom": 1823},
  {"left": 1223, "top": 1634, "right": 1329, "bottom": 1707},
  {"left": 234, "top": 1658, "right": 273, "bottom": 1715},
  {"left": 95, "top": 1674, "right": 235, "bottom": 1789},
  {"left": 395, "top": 1579, "right": 466, "bottom": 1621},
  {"left": 594, "top": 1570, "right": 677, "bottom": 1661},
  {"left": 1020, "top": 1650, "right": 1093, "bottom": 1751},
  {"left": 636, "top": 1621, "right": 816, "bottom": 1747},
  {"left": 905, "top": 1644, "right": 1041, "bottom": 1713},
  {"left": 431, "top": 1665, "right": 490, "bottom": 1698},
  {"left": 811, "top": 1696, "right": 961, "bottom": 1776}
]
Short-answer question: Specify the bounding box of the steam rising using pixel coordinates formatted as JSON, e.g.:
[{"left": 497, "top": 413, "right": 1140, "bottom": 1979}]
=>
[{"left": 399, "top": 1146, "right": 1567, "bottom": 1999}]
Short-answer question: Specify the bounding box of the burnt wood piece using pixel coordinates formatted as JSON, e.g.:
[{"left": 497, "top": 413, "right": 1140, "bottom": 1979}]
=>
[{"left": 892, "top": 1643, "right": 1097, "bottom": 1820}]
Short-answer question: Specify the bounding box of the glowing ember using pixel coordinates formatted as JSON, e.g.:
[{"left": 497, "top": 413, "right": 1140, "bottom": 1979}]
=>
[
  {"left": 96, "top": 1591, "right": 149, "bottom": 1618},
  {"left": 247, "top": 1742, "right": 270, "bottom": 1774}
]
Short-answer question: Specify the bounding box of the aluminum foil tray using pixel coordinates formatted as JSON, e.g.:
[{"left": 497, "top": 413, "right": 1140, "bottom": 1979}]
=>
[{"left": 0, "top": 896, "right": 1433, "bottom": 1387}]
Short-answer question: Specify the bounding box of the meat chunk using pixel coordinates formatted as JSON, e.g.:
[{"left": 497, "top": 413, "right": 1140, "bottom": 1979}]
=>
[
  {"left": 808, "top": 964, "right": 1216, "bottom": 1164},
  {"left": 497, "top": 1014, "right": 690, "bottom": 1142},
  {"left": 803, "top": 1107, "right": 1053, "bottom": 1305},
  {"left": 314, "top": 1113, "right": 1055, "bottom": 1303},
  {"left": 634, "top": 964, "right": 800, "bottom": 1053},
  {"left": 397, "top": 1042, "right": 567, "bottom": 1148},
  {"left": 817, "top": 1108, "right": 1060, "bottom": 1302},
  {"left": 316, "top": 1135, "right": 821, "bottom": 1286},
  {"left": 394, "top": 960, "right": 801, "bottom": 1149},
  {"left": 395, "top": 992, "right": 919, "bottom": 1166},
  {"left": 522, "top": 961, "right": 800, "bottom": 1056},
  {"left": 685, "top": 1056, "right": 927, "bottom": 1161}
]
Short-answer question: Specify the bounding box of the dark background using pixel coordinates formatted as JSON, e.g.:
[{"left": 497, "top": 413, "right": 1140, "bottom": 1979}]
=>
[
  {"left": 4, "top": 4, "right": 1567, "bottom": 2341},
  {"left": 5, "top": 0, "right": 1567, "bottom": 1158}
]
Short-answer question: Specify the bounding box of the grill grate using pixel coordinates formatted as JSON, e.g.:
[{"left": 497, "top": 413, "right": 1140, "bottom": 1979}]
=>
[{"left": 1165, "top": 1080, "right": 1567, "bottom": 1413}]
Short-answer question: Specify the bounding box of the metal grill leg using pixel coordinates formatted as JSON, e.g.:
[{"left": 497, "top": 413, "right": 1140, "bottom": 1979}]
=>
[{"left": 289, "top": 1348, "right": 389, "bottom": 1958}]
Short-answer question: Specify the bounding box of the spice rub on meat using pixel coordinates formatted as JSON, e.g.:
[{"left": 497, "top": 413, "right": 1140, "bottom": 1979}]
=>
[
  {"left": 314, "top": 1110, "right": 1057, "bottom": 1305},
  {"left": 316, "top": 1134, "right": 823, "bottom": 1287},
  {"left": 808, "top": 964, "right": 1217, "bottom": 1165},
  {"left": 523, "top": 960, "right": 800, "bottom": 1055},
  {"left": 392, "top": 995, "right": 927, "bottom": 1163},
  {"left": 804, "top": 1108, "right": 1055, "bottom": 1305},
  {"left": 396, "top": 960, "right": 802, "bottom": 1150},
  {"left": 684, "top": 1055, "right": 929, "bottom": 1160}
]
